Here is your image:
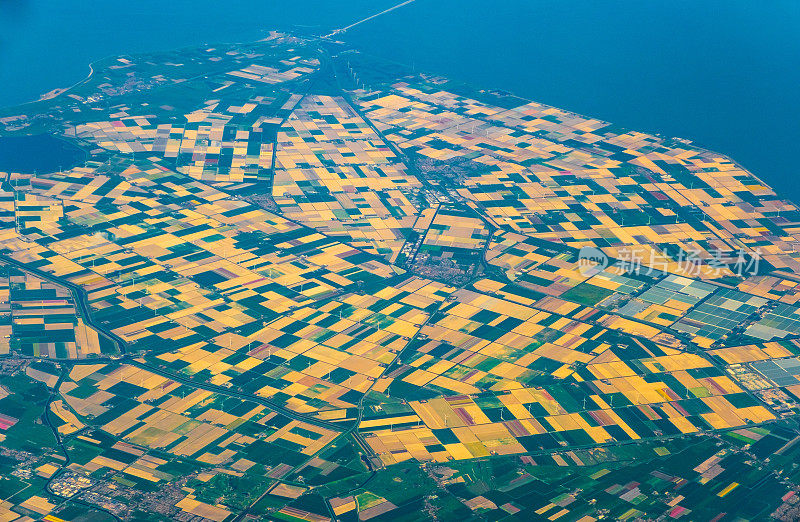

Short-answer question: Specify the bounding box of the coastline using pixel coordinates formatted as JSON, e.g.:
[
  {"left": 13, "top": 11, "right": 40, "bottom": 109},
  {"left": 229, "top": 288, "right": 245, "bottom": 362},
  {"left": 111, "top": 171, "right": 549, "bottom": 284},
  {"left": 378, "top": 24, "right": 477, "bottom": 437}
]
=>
[
  {"left": 1, "top": 62, "right": 95, "bottom": 110},
  {"left": 345, "top": 46, "right": 789, "bottom": 206},
  {"left": 1, "top": 33, "right": 793, "bottom": 207}
]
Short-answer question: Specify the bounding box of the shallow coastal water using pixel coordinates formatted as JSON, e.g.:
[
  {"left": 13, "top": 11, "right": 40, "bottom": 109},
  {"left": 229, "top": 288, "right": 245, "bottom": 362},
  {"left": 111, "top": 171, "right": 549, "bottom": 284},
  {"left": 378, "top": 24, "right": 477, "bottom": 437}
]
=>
[{"left": 1, "top": 0, "right": 799, "bottom": 202}]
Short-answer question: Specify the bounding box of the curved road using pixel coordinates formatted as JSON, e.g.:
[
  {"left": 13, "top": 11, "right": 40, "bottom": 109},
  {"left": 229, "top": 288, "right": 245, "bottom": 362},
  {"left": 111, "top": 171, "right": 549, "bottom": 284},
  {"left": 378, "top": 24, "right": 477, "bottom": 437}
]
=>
[{"left": 0, "top": 254, "right": 379, "bottom": 458}]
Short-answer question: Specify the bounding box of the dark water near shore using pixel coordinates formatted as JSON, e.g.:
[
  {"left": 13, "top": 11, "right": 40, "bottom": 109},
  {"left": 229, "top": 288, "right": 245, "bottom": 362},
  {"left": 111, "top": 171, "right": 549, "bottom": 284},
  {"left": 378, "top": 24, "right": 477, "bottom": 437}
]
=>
[
  {"left": 0, "top": 134, "right": 86, "bottom": 173},
  {"left": 2, "top": 0, "right": 799, "bottom": 202}
]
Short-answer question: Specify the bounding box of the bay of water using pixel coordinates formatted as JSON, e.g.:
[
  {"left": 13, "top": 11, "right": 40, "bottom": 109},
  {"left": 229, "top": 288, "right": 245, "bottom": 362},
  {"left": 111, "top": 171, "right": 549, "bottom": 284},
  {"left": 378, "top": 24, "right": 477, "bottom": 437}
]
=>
[
  {"left": 0, "top": 134, "right": 86, "bottom": 173},
  {"left": 2, "top": 0, "right": 799, "bottom": 202}
]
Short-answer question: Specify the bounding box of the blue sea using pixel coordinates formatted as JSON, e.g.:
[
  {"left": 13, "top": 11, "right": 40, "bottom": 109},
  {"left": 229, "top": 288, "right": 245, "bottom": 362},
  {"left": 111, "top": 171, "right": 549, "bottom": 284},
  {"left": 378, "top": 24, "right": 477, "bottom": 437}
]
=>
[{"left": 2, "top": 0, "right": 799, "bottom": 202}]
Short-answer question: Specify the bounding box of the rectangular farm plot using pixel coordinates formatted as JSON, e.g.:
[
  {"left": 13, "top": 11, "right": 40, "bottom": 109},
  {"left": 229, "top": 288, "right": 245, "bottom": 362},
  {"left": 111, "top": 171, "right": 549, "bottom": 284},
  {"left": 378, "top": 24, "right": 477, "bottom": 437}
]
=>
[
  {"left": 561, "top": 268, "right": 645, "bottom": 307},
  {"left": 276, "top": 95, "right": 398, "bottom": 170},
  {"left": 272, "top": 163, "right": 421, "bottom": 260},
  {"left": 0, "top": 165, "right": 401, "bottom": 358},
  {"left": 57, "top": 363, "right": 339, "bottom": 466},
  {"left": 611, "top": 274, "right": 716, "bottom": 326},
  {"left": 411, "top": 206, "right": 491, "bottom": 284},
  {"left": 751, "top": 358, "right": 800, "bottom": 387},
  {"left": 362, "top": 372, "right": 773, "bottom": 465},
  {"left": 673, "top": 289, "right": 768, "bottom": 347},
  {"left": 2, "top": 266, "right": 108, "bottom": 358},
  {"left": 151, "top": 277, "right": 454, "bottom": 416},
  {"left": 745, "top": 303, "right": 800, "bottom": 341}
]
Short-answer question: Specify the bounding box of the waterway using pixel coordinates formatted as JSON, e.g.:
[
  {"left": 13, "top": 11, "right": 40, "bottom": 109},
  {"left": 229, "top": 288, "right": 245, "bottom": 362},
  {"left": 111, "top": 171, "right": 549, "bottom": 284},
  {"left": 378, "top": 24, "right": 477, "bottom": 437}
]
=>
[{"left": 1, "top": 0, "right": 799, "bottom": 201}]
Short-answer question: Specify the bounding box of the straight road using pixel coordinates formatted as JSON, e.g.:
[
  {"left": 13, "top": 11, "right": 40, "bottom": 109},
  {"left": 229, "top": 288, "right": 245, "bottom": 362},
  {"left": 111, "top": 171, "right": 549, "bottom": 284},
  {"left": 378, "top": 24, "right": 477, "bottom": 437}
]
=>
[{"left": 324, "top": 0, "right": 417, "bottom": 38}]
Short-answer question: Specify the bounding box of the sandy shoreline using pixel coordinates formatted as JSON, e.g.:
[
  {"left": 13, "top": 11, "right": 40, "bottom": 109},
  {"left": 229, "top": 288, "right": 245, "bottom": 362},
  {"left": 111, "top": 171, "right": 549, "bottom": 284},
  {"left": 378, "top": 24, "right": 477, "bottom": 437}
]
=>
[{"left": 4, "top": 62, "right": 95, "bottom": 110}]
